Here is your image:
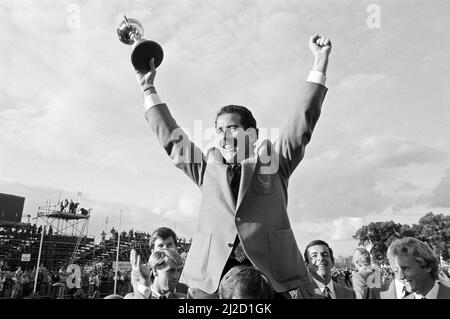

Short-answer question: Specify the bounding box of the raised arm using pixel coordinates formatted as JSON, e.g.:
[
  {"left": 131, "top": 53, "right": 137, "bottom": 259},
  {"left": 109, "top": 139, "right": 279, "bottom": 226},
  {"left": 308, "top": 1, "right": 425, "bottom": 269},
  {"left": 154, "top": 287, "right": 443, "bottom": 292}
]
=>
[
  {"left": 135, "top": 59, "right": 206, "bottom": 187},
  {"left": 310, "top": 34, "right": 332, "bottom": 76},
  {"left": 275, "top": 35, "right": 332, "bottom": 177}
]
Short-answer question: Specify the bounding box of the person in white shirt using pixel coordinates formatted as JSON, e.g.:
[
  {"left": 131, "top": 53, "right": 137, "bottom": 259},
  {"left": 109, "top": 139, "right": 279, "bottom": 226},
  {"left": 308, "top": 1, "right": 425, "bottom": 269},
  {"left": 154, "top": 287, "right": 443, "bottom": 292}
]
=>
[
  {"left": 130, "top": 227, "right": 189, "bottom": 295},
  {"left": 125, "top": 248, "right": 185, "bottom": 299},
  {"left": 393, "top": 277, "right": 410, "bottom": 298},
  {"left": 388, "top": 237, "right": 450, "bottom": 299},
  {"left": 301, "top": 240, "right": 355, "bottom": 299}
]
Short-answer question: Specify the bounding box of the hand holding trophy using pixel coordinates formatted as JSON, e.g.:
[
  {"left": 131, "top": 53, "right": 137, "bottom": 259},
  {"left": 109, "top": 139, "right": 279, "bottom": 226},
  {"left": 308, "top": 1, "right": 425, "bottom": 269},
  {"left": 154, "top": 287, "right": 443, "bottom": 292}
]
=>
[{"left": 117, "top": 14, "right": 163, "bottom": 73}]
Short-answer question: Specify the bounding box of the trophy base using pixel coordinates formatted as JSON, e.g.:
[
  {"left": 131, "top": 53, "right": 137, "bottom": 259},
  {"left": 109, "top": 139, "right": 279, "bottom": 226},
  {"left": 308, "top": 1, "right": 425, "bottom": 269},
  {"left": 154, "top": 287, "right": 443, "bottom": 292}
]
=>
[{"left": 131, "top": 40, "right": 164, "bottom": 72}]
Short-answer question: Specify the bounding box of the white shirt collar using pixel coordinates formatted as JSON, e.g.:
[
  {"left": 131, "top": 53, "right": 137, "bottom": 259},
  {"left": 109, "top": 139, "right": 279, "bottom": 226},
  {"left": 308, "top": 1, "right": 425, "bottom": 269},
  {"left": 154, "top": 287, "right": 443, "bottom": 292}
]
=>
[
  {"left": 150, "top": 286, "right": 170, "bottom": 299},
  {"left": 312, "top": 277, "right": 336, "bottom": 299},
  {"left": 394, "top": 278, "right": 408, "bottom": 299},
  {"left": 137, "top": 283, "right": 151, "bottom": 298},
  {"left": 413, "top": 281, "right": 439, "bottom": 299},
  {"left": 136, "top": 284, "right": 170, "bottom": 299}
]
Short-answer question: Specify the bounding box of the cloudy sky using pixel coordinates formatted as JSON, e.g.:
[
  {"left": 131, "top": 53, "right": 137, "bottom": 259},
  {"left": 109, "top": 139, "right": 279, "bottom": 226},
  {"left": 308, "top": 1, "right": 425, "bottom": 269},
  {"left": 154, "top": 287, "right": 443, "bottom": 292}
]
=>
[{"left": 1, "top": 0, "right": 449, "bottom": 256}]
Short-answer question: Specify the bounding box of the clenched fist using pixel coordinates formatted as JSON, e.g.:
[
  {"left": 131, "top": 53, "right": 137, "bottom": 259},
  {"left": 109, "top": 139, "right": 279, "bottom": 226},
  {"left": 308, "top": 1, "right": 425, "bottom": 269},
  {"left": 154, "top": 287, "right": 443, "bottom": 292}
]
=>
[
  {"left": 310, "top": 34, "right": 332, "bottom": 57},
  {"left": 309, "top": 34, "right": 332, "bottom": 74}
]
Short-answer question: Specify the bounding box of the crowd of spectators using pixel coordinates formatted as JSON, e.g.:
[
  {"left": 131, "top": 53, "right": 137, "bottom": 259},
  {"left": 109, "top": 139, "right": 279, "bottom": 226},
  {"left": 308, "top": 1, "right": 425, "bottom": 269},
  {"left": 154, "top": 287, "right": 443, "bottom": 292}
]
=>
[
  {"left": 330, "top": 267, "right": 353, "bottom": 287},
  {"left": 329, "top": 261, "right": 397, "bottom": 289},
  {"left": 0, "top": 264, "right": 135, "bottom": 299},
  {"left": 2, "top": 224, "right": 449, "bottom": 299},
  {"left": 329, "top": 259, "right": 450, "bottom": 294},
  {"left": 1, "top": 224, "right": 47, "bottom": 239},
  {"left": 0, "top": 225, "right": 191, "bottom": 299}
]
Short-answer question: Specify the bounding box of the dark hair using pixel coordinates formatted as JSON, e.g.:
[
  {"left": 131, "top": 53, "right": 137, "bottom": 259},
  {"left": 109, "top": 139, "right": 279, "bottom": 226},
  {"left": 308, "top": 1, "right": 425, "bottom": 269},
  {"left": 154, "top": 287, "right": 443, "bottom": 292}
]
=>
[
  {"left": 215, "top": 105, "right": 259, "bottom": 138},
  {"left": 304, "top": 240, "right": 335, "bottom": 264},
  {"left": 149, "top": 227, "right": 177, "bottom": 250},
  {"left": 218, "top": 265, "right": 274, "bottom": 299}
]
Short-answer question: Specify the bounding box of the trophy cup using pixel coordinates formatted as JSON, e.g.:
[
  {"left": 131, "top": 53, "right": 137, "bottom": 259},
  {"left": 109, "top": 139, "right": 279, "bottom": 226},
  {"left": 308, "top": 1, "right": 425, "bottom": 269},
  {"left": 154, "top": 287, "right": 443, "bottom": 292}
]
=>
[{"left": 117, "top": 14, "right": 164, "bottom": 72}]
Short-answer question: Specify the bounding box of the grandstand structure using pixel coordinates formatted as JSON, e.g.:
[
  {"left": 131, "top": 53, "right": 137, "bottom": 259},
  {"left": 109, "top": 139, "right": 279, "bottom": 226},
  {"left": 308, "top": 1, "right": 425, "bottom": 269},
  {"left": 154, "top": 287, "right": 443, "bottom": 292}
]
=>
[
  {"left": 35, "top": 203, "right": 92, "bottom": 268},
  {"left": 36, "top": 201, "right": 91, "bottom": 265},
  {"left": 0, "top": 194, "right": 96, "bottom": 271},
  {"left": 1, "top": 193, "right": 193, "bottom": 273},
  {"left": 93, "top": 231, "right": 191, "bottom": 269},
  {"left": 0, "top": 226, "right": 192, "bottom": 272}
]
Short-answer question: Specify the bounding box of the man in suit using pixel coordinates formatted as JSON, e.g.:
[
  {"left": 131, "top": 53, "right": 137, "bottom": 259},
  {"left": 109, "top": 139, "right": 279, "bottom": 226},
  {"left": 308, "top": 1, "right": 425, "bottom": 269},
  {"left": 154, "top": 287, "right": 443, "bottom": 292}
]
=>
[
  {"left": 149, "top": 227, "right": 188, "bottom": 294},
  {"left": 134, "top": 34, "right": 332, "bottom": 298},
  {"left": 131, "top": 227, "right": 188, "bottom": 294},
  {"left": 301, "top": 240, "right": 355, "bottom": 299},
  {"left": 388, "top": 237, "right": 450, "bottom": 299},
  {"left": 378, "top": 277, "right": 411, "bottom": 299},
  {"left": 125, "top": 248, "right": 185, "bottom": 299}
]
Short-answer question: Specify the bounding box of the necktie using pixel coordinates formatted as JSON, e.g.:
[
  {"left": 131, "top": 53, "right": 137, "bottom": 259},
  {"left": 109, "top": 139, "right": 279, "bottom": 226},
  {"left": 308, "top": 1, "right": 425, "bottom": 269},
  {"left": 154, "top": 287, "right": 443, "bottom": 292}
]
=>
[
  {"left": 232, "top": 241, "right": 248, "bottom": 263},
  {"left": 230, "top": 163, "right": 242, "bottom": 202},
  {"left": 401, "top": 286, "right": 411, "bottom": 298},
  {"left": 323, "top": 286, "right": 332, "bottom": 299},
  {"left": 229, "top": 164, "right": 247, "bottom": 263}
]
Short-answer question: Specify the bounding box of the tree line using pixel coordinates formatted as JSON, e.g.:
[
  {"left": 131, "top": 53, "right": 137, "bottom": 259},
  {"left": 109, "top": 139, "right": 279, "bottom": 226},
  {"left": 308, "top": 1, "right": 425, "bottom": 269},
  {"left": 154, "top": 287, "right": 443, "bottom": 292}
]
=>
[{"left": 353, "top": 212, "right": 450, "bottom": 263}]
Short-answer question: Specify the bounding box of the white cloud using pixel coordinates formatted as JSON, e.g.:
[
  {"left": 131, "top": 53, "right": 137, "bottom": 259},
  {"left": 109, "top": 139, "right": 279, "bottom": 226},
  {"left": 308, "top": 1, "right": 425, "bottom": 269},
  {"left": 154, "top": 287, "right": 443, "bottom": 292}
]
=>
[
  {"left": 430, "top": 169, "right": 450, "bottom": 207},
  {"left": 288, "top": 133, "right": 450, "bottom": 223},
  {"left": 293, "top": 204, "right": 449, "bottom": 256},
  {"left": 1, "top": 0, "right": 449, "bottom": 257},
  {"left": 294, "top": 216, "right": 364, "bottom": 243},
  {"left": 335, "top": 74, "right": 390, "bottom": 94}
]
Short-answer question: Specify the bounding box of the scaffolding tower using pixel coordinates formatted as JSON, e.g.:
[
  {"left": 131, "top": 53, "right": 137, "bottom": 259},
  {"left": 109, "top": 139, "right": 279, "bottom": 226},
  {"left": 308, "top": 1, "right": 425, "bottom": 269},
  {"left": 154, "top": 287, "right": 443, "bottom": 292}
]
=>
[{"left": 35, "top": 200, "right": 92, "bottom": 268}]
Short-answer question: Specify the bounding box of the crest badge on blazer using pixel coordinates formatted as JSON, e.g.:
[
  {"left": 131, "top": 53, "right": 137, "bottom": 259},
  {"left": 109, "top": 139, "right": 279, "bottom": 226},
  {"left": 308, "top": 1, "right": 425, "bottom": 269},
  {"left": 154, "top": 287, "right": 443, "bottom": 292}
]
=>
[
  {"left": 253, "top": 167, "right": 275, "bottom": 194},
  {"left": 256, "top": 173, "right": 272, "bottom": 187}
]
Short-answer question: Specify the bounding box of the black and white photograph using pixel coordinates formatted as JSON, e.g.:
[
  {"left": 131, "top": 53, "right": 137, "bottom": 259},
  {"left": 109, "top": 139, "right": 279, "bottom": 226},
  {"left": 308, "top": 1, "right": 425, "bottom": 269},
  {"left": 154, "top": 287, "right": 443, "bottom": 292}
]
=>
[{"left": 0, "top": 0, "right": 449, "bottom": 311}]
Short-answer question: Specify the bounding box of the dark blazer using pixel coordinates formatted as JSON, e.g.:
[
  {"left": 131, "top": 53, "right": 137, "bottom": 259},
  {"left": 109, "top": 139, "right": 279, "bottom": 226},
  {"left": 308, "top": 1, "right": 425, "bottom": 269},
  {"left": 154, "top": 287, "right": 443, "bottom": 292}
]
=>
[
  {"left": 335, "top": 282, "right": 357, "bottom": 299},
  {"left": 309, "top": 278, "right": 356, "bottom": 299},
  {"left": 403, "top": 282, "right": 450, "bottom": 299},
  {"left": 145, "top": 82, "right": 327, "bottom": 294}
]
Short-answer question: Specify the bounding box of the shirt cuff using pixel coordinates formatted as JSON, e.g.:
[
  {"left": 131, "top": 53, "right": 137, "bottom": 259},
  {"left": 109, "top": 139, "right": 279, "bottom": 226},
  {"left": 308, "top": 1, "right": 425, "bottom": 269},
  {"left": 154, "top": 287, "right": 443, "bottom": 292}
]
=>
[
  {"left": 143, "top": 94, "right": 163, "bottom": 112},
  {"left": 137, "top": 283, "right": 150, "bottom": 298},
  {"left": 307, "top": 70, "right": 327, "bottom": 87}
]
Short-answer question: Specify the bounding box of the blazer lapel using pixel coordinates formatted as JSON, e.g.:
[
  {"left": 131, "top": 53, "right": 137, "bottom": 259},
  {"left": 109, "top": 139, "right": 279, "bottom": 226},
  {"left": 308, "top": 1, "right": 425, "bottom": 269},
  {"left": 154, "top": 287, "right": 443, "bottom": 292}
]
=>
[
  {"left": 216, "top": 163, "right": 236, "bottom": 213},
  {"left": 308, "top": 274, "right": 325, "bottom": 298},
  {"left": 209, "top": 148, "right": 257, "bottom": 212},
  {"left": 236, "top": 157, "right": 257, "bottom": 210},
  {"left": 206, "top": 148, "right": 235, "bottom": 213},
  {"left": 437, "top": 282, "right": 450, "bottom": 299},
  {"left": 334, "top": 283, "right": 341, "bottom": 299}
]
